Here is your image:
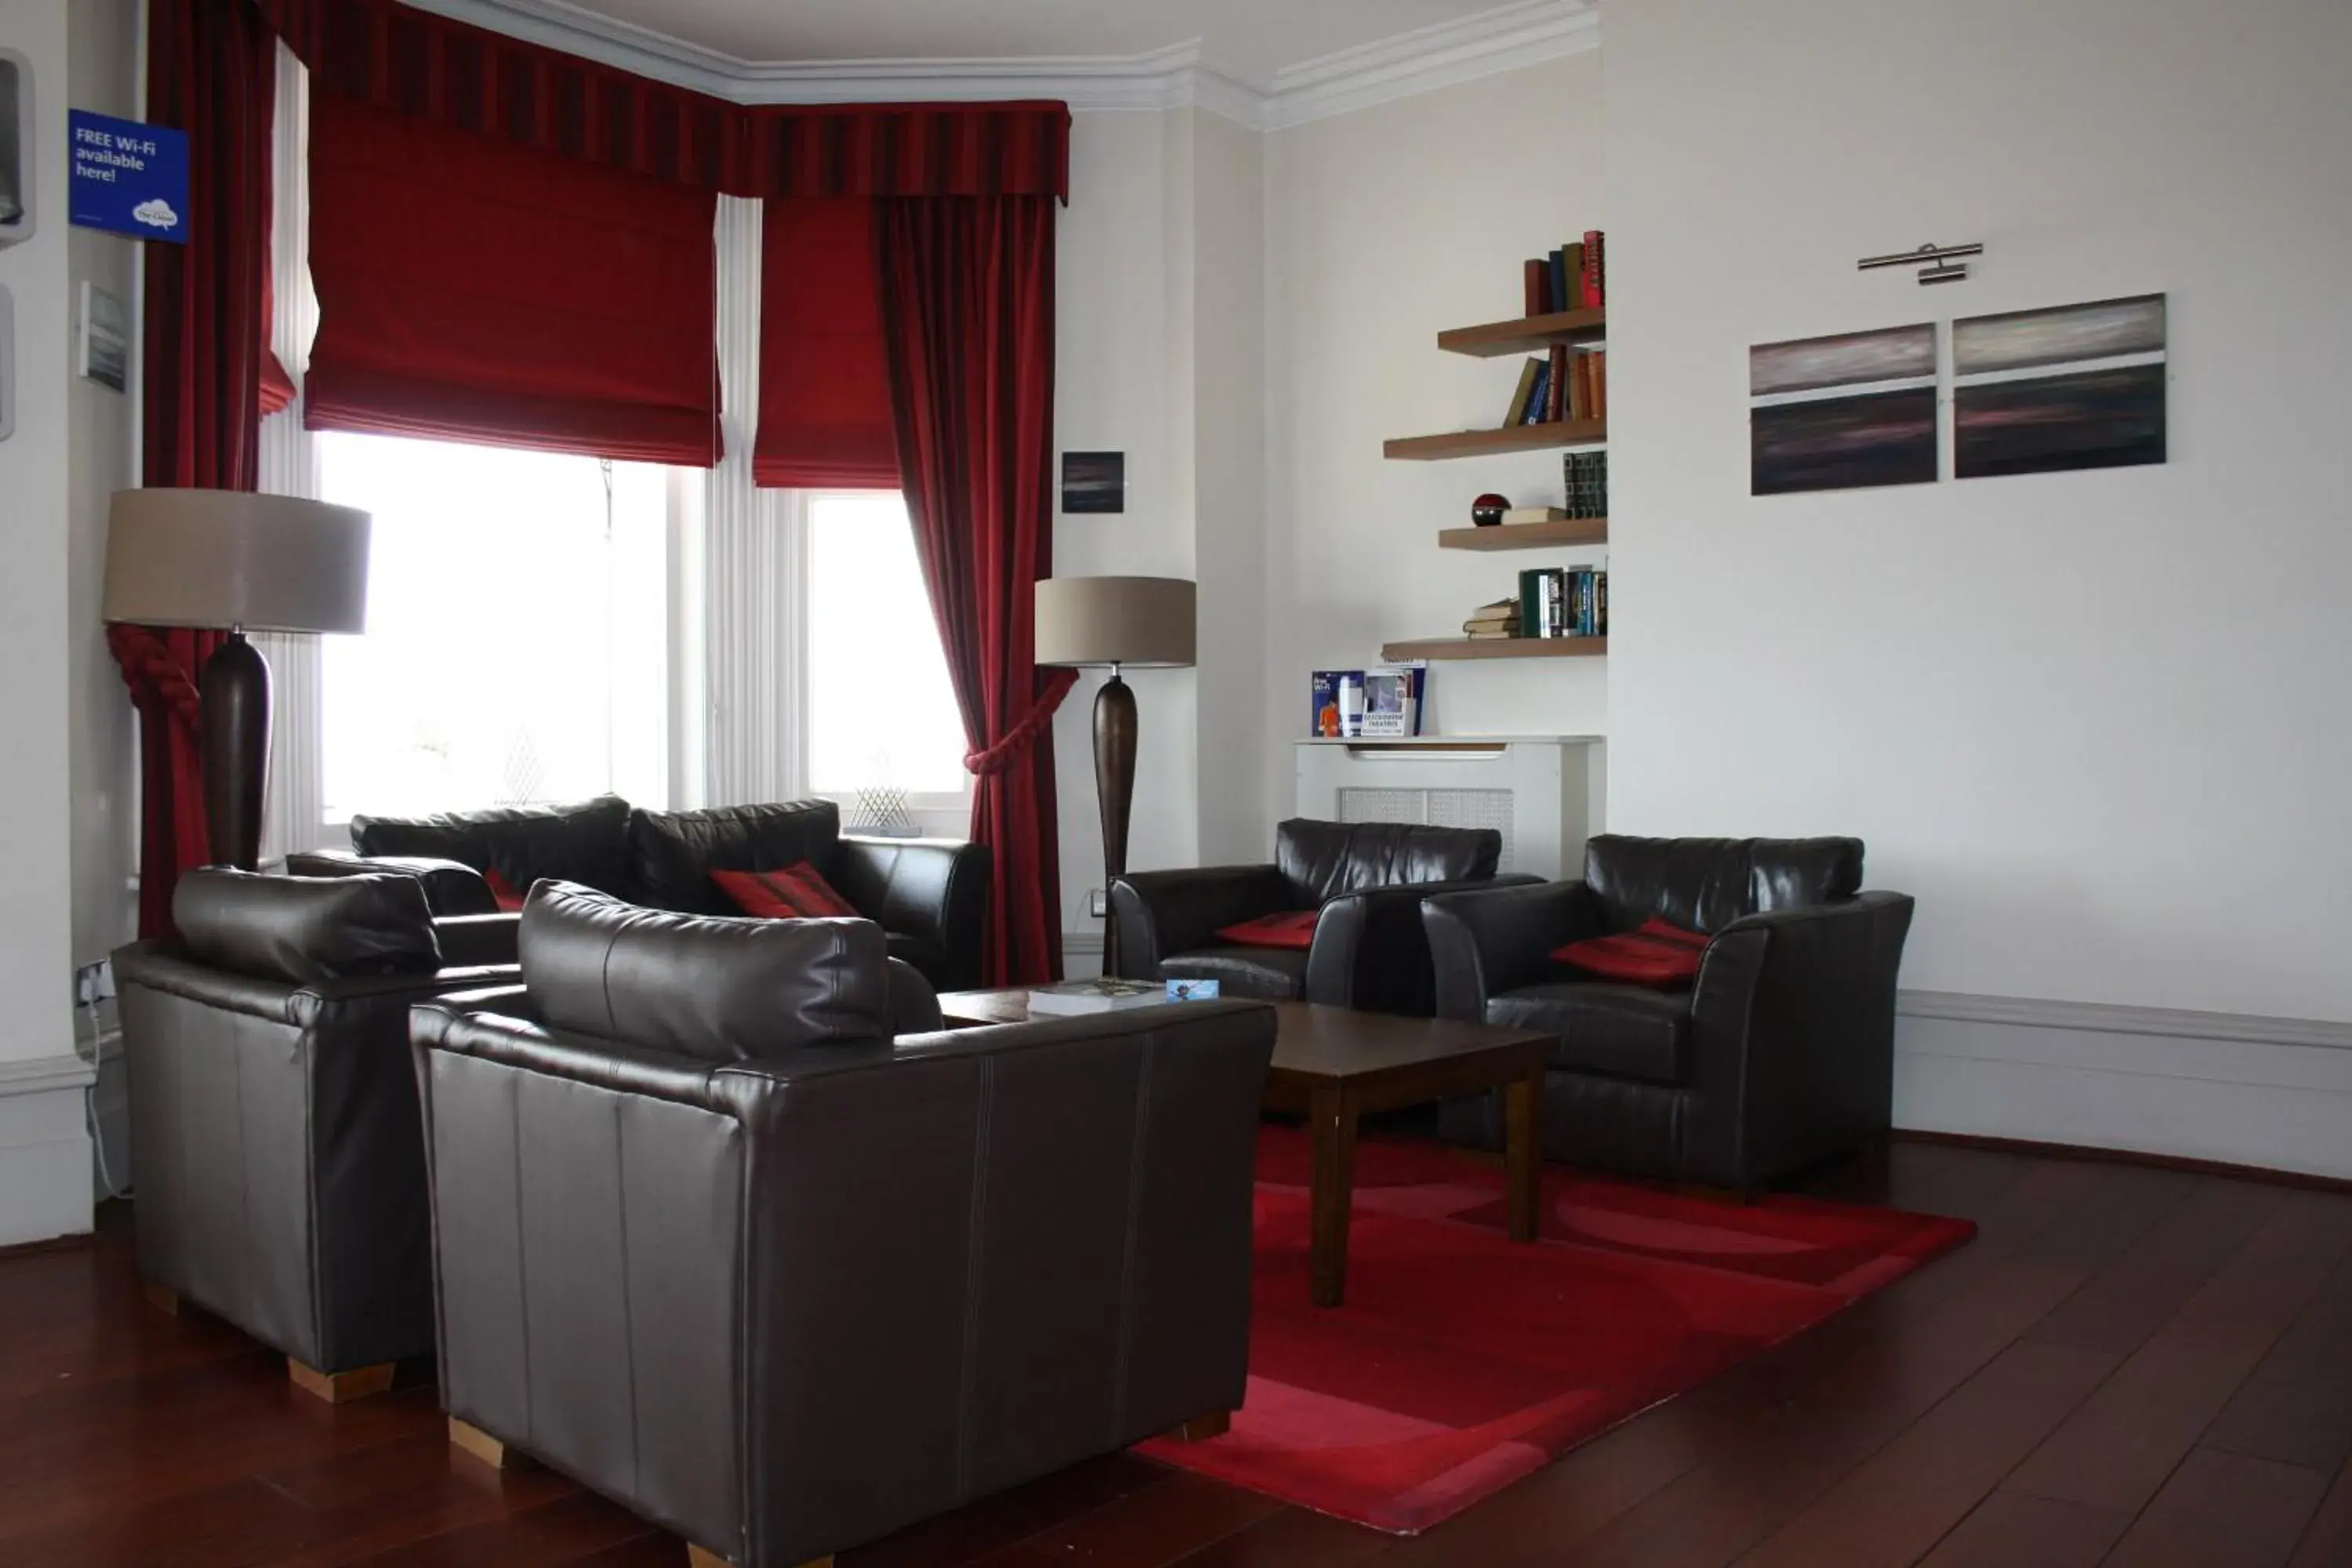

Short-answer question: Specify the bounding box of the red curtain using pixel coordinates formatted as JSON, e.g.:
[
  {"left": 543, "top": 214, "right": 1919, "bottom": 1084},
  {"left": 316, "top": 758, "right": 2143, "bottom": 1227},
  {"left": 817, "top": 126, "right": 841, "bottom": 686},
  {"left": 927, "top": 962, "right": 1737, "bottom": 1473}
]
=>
[
  {"left": 753, "top": 199, "right": 897, "bottom": 489},
  {"left": 305, "top": 95, "right": 720, "bottom": 463},
  {"left": 111, "top": 0, "right": 278, "bottom": 937},
  {"left": 247, "top": 0, "right": 1069, "bottom": 200},
  {"left": 876, "top": 196, "right": 1073, "bottom": 985}
]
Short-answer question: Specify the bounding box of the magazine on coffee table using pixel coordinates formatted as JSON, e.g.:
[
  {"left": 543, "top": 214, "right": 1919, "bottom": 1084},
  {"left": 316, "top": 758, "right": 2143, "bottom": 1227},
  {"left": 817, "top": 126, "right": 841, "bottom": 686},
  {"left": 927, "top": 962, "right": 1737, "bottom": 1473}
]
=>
[{"left": 1026, "top": 978, "right": 1167, "bottom": 1016}]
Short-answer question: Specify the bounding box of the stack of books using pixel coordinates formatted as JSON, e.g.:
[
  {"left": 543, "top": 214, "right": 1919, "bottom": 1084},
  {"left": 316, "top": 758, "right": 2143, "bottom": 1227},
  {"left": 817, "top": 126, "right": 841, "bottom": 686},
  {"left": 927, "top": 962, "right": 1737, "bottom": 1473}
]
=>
[
  {"left": 1564, "top": 452, "right": 1610, "bottom": 518},
  {"left": 1516, "top": 567, "right": 1610, "bottom": 639},
  {"left": 1503, "top": 348, "right": 1609, "bottom": 427},
  {"left": 1521, "top": 231, "right": 1606, "bottom": 316},
  {"left": 1462, "top": 599, "right": 1521, "bottom": 640}
]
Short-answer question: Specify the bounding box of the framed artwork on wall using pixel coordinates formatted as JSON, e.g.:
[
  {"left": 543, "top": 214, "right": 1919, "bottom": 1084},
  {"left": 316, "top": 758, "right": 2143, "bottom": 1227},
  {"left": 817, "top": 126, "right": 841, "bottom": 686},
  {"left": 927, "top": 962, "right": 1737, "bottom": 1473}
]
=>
[
  {"left": 1748, "top": 324, "right": 1938, "bottom": 495},
  {"left": 1062, "top": 450, "right": 1125, "bottom": 514},
  {"left": 1952, "top": 294, "right": 2167, "bottom": 478}
]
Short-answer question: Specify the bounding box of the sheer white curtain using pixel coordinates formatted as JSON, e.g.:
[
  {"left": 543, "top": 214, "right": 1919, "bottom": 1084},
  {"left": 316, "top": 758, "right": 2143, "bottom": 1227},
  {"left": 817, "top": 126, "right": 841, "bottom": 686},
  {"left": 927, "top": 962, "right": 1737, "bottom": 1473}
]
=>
[
  {"left": 697, "top": 195, "right": 810, "bottom": 811},
  {"left": 256, "top": 41, "right": 327, "bottom": 866}
]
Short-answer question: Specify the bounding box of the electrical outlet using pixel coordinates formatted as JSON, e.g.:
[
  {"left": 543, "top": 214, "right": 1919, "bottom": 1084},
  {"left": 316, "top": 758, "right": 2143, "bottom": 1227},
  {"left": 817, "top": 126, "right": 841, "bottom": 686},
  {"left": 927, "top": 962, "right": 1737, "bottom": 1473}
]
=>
[
  {"left": 74, "top": 960, "right": 107, "bottom": 1007},
  {"left": 1087, "top": 888, "right": 1109, "bottom": 918}
]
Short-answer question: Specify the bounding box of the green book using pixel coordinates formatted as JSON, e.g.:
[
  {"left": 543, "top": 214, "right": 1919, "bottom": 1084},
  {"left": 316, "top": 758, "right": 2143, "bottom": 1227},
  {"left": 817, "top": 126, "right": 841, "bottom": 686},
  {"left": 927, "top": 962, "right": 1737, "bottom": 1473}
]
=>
[{"left": 1501, "top": 358, "right": 1543, "bottom": 426}]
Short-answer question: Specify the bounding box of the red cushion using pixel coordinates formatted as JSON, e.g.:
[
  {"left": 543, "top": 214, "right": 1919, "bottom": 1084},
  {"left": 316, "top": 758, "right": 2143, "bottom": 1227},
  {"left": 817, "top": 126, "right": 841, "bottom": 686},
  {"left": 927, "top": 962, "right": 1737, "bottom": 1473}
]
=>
[
  {"left": 1553, "top": 918, "right": 1710, "bottom": 985},
  {"left": 1215, "top": 909, "right": 1321, "bottom": 950},
  {"left": 710, "top": 863, "right": 859, "bottom": 920},
  {"left": 481, "top": 867, "right": 528, "bottom": 913}
]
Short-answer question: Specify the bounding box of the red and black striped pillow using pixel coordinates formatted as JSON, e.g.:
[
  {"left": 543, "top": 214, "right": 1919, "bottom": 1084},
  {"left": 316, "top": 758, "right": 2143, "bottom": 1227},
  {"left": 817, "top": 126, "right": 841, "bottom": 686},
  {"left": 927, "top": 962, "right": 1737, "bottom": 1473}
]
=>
[
  {"left": 710, "top": 864, "right": 859, "bottom": 922},
  {"left": 1553, "top": 918, "right": 1711, "bottom": 985}
]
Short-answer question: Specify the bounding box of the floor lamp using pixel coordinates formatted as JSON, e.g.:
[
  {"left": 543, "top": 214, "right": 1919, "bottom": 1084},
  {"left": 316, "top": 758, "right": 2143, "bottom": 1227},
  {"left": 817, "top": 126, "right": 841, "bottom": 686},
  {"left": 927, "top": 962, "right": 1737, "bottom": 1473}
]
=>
[
  {"left": 103, "top": 488, "right": 371, "bottom": 871},
  {"left": 1035, "top": 575, "right": 1197, "bottom": 978}
]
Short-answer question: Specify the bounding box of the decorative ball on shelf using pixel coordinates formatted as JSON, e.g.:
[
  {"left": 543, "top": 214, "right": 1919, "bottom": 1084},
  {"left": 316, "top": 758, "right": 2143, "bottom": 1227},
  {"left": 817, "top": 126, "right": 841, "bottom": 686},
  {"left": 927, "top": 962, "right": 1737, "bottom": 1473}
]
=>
[{"left": 1471, "top": 492, "right": 1509, "bottom": 528}]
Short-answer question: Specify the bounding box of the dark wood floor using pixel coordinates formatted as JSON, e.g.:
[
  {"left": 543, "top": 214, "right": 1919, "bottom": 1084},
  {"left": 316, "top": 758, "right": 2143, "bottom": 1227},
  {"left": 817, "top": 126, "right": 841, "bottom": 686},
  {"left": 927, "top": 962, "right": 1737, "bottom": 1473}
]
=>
[{"left": 5, "top": 1139, "right": 2350, "bottom": 1567}]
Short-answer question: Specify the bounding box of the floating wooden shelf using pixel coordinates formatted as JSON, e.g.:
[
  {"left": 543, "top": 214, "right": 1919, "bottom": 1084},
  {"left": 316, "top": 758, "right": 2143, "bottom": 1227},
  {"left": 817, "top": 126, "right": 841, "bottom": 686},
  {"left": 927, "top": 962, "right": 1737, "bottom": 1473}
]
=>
[
  {"left": 1436, "top": 306, "right": 1607, "bottom": 358},
  {"left": 1439, "top": 517, "right": 1608, "bottom": 551},
  {"left": 1384, "top": 421, "right": 1606, "bottom": 461},
  {"left": 1381, "top": 636, "right": 1608, "bottom": 662}
]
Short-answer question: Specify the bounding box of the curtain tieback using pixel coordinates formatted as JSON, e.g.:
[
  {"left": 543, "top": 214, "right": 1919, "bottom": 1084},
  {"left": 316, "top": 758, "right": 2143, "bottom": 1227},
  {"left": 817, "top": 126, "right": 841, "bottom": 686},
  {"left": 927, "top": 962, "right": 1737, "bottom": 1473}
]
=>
[
  {"left": 106, "top": 625, "right": 206, "bottom": 732},
  {"left": 964, "top": 670, "right": 1079, "bottom": 776}
]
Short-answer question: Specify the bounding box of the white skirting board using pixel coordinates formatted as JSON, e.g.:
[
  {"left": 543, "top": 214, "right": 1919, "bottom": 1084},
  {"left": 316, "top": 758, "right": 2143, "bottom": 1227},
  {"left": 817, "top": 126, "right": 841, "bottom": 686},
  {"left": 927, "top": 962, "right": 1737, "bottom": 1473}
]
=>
[
  {"left": 1896, "top": 992, "right": 2352, "bottom": 1181},
  {"left": 0, "top": 1054, "right": 97, "bottom": 1247}
]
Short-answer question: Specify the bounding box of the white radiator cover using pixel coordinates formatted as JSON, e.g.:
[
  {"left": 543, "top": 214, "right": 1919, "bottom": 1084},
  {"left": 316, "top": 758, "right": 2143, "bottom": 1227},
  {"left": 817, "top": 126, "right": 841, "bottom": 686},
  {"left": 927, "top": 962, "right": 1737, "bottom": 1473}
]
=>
[{"left": 1294, "top": 735, "right": 1606, "bottom": 880}]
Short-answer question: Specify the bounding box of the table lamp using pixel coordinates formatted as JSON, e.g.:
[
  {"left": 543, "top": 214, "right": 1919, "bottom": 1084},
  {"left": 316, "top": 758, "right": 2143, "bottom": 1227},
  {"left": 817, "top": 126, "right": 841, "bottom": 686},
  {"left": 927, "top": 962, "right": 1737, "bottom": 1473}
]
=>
[
  {"left": 1035, "top": 575, "right": 1196, "bottom": 975},
  {"left": 103, "top": 488, "right": 371, "bottom": 871}
]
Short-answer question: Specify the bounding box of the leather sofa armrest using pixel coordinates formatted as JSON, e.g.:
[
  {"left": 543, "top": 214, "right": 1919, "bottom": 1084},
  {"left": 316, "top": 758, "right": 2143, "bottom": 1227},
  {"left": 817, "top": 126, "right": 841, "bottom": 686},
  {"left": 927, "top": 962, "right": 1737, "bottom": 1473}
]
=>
[
  {"left": 1108, "top": 866, "right": 1290, "bottom": 978},
  {"left": 831, "top": 836, "right": 993, "bottom": 991},
  {"left": 1306, "top": 874, "right": 1543, "bottom": 1014},
  {"left": 1683, "top": 891, "right": 1918, "bottom": 1190},
  {"left": 432, "top": 913, "right": 520, "bottom": 969},
  {"left": 288, "top": 849, "right": 500, "bottom": 918},
  {"left": 1420, "top": 880, "right": 1606, "bottom": 1022}
]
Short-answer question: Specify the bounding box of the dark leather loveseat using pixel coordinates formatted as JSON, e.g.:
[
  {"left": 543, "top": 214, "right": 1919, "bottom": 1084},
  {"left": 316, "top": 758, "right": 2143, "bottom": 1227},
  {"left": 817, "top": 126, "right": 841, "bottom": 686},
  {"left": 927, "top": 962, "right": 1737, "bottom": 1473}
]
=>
[
  {"left": 1109, "top": 818, "right": 1527, "bottom": 1014},
  {"left": 1423, "top": 836, "right": 1915, "bottom": 1192},
  {"left": 294, "top": 793, "right": 989, "bottom": 990},
  {"left": 113, "top": 869, "right": 518, "bottom": 1399},
  {"left": 412, "top": 882, "right": 1276, "bottom": 1567}
]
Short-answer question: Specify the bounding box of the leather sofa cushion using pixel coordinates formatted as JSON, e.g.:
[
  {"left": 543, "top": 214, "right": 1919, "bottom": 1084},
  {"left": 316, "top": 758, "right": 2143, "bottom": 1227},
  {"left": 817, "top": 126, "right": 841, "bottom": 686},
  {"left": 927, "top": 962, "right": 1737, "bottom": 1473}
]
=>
[
  {"left": 628, "top": 800, "right": 843, "bottom": 917},
  {"left": 1162, "top": 946, "right": 1310, "bottom": 1001},
  {"left": 175, "top": 868, "right": 442, "bottom": 984},
  {"left": 1487, "top": 982, "right": 1690, "bottom": 1085},
  {"left": 1214, "top": 910, "right": 1319, "bottom": 950},
  {"left": 1274, "top": 818, "right": 1502, "bottom": 907},
  {"left": 352, "top": 795, "right": 633, "bottom": 898},
  {"left": 1584, "top": 835, "right": 1864, "bottom": 934},
  {"left": 520, "top": 880, "right": 891, "bottom": 1062}
]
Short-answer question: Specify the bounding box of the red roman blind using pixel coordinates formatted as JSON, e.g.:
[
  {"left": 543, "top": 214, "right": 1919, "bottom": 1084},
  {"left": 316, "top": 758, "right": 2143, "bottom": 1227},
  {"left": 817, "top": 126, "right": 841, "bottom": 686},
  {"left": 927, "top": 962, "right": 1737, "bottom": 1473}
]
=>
[
  {"left": 753, "top": 198, "right": 897, "bottom": 489},
  {"left": 304, "top": 93, "right": 720, "bottom": 465}
]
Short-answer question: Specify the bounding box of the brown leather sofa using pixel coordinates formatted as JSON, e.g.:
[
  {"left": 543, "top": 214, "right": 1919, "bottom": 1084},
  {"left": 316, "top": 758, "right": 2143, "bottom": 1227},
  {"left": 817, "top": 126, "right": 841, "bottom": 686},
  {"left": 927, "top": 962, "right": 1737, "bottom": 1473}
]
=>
[
  {"left": 1109, "top": 818, "right": 1530, "bottom": 1014},
  {"left": 1423, "top": 836, "right": 1915, "bottom": 1192},
  {"left": 293, "top": 794, "right": 991, "bottom": 989},
  {"left": 112, "top": 869, "right": 518, "bottom": 1399},
  {"left": 412, "top": 881, "right": 1276, "bottom": 1568}
]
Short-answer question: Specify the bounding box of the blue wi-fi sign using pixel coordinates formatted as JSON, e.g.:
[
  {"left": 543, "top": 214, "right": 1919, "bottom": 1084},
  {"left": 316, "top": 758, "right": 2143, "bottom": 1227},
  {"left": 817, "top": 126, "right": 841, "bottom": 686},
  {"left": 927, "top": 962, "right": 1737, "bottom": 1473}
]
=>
[{"left": 67, "top": 110, "right": 188, "bottom": 244}]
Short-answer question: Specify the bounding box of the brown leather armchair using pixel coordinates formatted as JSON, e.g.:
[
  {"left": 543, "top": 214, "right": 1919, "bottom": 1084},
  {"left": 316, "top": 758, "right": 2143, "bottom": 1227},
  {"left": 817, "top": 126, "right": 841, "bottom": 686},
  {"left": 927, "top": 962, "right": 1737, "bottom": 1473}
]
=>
[
  {"left": 1423, "top": 836, "right": 1915, "bottom": 1192},
  {"left": 412, "top": 881, "right": 1276, "bottom": 1568},
  {"left": 112, "top": 869, "right": 518, "bottom": 1400},
  {"left": 1109, "top": 818, "right": 1531, "bottom": 1014}
]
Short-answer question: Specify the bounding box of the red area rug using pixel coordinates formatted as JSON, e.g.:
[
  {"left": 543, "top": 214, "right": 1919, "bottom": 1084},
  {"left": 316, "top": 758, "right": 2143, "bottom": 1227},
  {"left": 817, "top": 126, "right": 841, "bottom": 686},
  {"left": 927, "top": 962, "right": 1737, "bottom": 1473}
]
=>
[{"left": 1138, "top": 1128, "right": 1975, "bottom": 1534}]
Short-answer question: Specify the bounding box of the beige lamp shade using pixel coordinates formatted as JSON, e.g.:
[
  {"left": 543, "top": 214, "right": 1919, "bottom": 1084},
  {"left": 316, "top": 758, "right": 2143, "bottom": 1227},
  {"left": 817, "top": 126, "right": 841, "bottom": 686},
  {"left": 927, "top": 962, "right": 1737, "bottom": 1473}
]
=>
[
  {"left": 1035, "top": 575, "right": 1196, "bottom": 669},
  {"left": 103, "top": 488, "right": 372, "bottom": 635}
]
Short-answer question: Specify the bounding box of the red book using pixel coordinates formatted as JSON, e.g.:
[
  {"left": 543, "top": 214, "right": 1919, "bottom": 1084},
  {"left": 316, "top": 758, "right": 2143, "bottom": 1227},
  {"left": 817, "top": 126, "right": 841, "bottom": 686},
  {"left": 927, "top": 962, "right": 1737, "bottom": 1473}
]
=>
[
  {"left": 1582, "top": 230, "right": 1605, "bottom": 310},
  {"left": 1545, "top": 344, "right": 1566, "bottom": 422},
  {"left": 1523, "top": 259, "right": 1548, "bottom": 317}
]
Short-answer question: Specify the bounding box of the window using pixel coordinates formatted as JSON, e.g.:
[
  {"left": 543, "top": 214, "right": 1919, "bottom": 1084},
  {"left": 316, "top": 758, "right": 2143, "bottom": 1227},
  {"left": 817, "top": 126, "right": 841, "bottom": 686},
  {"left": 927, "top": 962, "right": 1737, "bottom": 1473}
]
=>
[
  {"left": 318, "top": 433, "right": 669, "bottom": 822},
  {"left": 804, "top": 492, "right": 968, "bottom": 800}
]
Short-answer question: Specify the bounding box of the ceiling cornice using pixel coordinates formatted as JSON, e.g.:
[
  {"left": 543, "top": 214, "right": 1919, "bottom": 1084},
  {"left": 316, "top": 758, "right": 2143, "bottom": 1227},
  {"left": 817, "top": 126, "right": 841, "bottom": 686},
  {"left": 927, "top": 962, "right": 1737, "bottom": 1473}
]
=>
[{"left": 398, "top": 0, "right": 1600, "bottom": 129}]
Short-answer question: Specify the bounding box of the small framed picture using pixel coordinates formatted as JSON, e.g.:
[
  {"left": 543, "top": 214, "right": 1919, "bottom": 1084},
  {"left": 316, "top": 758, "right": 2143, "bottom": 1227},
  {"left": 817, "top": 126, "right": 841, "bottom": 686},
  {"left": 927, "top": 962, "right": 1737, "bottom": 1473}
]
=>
[
  {"left": 1062, "top": 450, "right": 1124, "bottom": 514},
  {"left": 78, "top": 281, "right": 129, "bottom": 394}
]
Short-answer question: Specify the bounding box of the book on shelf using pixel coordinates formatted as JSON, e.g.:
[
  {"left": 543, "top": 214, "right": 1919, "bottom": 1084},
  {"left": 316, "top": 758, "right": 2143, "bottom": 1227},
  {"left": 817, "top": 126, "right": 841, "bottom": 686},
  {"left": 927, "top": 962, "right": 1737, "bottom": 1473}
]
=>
[
  {"left": 1514, "top": 230, "right": 1605, "bottom": 318},
  {"left": 1563, "top": 450, "right": 1610, "bottom": 519},
  {"left": 1548, "top": 249, "right": 1569, "bottom": 316},
  {"left": 1463, "top": 597, "right": 1519, "bottom": 638},
  {"left": 1027, "top": 978, "right": 1166, "bottom": 1016},
  {"left": 1522, "top": 258, "right": 1547, "bottom": 317},
  {"left": 1502, "top": 506, "right": 1566, "bottom": 524},
  {"left": 1563, "top": 241, "right": 1586, "bottom": 310},
  {"left": 1545, "top": 343, "right": 1567, "bottom": 421},
  {"left": 1516, "top": 567, "right": 1610, "bottom": 638},
  {"left": 1521, "top": 361, "right": 1552, "bottom": 426},
  {"left": 1582, "top": 230, "right": 1606, "bottom": 310},
  {"left": 1503, "top": 357, "right": 1542, "bottom": 426}
]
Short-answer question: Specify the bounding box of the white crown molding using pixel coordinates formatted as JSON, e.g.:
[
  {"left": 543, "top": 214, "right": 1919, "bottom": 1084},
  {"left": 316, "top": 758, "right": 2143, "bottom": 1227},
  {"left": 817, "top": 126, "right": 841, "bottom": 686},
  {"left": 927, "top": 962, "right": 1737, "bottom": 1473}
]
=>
[{"left": 397, "top": 0, "right": 1599, "bottom": 129}]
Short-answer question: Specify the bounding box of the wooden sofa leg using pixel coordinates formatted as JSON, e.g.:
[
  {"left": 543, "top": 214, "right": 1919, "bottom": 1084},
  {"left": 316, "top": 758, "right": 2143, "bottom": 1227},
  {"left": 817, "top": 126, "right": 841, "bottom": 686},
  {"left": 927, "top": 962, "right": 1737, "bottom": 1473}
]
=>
[
  {"left": 289, "top": 1359, "right": 395, "bottom": 1403},
  {"left": 142, "top": 1281, "right": 180, "bottom": 1316},
  {"left": 688, "top": 1548, "right": 831, "bottom": 1568},
  {"left": 1164, "top": 1410, "right": 1232, "bottom": 1443},
  {"left": 448, "top": 1417, "right": 532, "bottom": 1470}
]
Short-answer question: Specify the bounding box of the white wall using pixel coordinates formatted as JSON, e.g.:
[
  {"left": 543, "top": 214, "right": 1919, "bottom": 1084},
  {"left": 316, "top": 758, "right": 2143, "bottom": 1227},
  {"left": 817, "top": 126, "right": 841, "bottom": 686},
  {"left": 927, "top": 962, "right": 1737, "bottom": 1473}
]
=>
[
  {"left": 1605, "top": 0, "right": 2352, "bottom": 1170},
  {"left": 66, "top": 0, "right": 138, "bottom": 969},
  {"left": 0, "top": 0, "right": 96, "bottom": 1244},
  {"left": 1263, "top": 52, "right": 1609, "bottom": 805}
]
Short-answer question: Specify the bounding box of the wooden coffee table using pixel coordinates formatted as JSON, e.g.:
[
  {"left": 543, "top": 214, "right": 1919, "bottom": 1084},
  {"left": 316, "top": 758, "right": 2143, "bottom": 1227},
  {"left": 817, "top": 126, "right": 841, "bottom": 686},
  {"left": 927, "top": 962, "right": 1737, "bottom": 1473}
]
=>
[{"left": 935, "top": 991, "right": 1550, "bottom": 1307}]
